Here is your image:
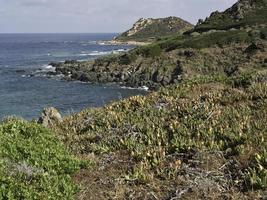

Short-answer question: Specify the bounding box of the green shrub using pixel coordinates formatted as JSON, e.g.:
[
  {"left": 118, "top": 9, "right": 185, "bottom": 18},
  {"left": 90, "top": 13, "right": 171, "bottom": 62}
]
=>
[
  {"left": 0, "top": 119, "right": 85, "bottom": 199},
  {"left": 248, "top": 151, "right": 267, "bottom": 189},
  {"left": 138, "top": 44, "right": 162, "bottom": 57},
  {"left": 118, "top": 53, "right": 137, "bottom": 65}
]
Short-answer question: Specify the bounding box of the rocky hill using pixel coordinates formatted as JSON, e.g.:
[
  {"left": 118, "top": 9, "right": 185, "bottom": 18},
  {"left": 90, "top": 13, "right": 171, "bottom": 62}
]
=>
[
  {"left": 114, "top": 16, "right": 193, "bottom": 42},
  {"left": 191, "top": 0, "right": 267, "bottom": 33}
]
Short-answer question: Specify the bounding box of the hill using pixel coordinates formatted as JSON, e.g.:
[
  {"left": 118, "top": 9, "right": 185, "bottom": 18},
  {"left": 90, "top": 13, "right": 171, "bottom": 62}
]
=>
[
  {"left": 114, "top": 16, "right": 193, "bottom": 42},
  {"left": 191, "top": 0, "right": 267, "bottom": 33}
]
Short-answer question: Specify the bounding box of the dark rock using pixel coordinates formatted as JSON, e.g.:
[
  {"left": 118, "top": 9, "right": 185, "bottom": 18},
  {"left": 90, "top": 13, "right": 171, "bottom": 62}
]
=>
[
  {"left": 184, "top": 50, "right": 195, "bottom": 58},
  {"left": 171, "top": 60, "right": 183, "bottom": 83},
  {"left": 224, "top": 66, "right": 239, "bottom": 76},
  {"left": 64, "top": 60, "right": 77, "bottom": 64},
  {"left": 15, "top": 70, "right": 26, "bottom": 74},
  {"left": 244, "top": 42, "right": 265, "bottom": 54},
  {"left": 46, "top": 71, "right": 57, "bottom": 76}
]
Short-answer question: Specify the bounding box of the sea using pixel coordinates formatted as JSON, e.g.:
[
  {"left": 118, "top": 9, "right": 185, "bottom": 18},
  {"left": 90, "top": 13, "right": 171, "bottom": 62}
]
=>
[{"left": 0, "top": 33, "right": 147, "bottom": 120}]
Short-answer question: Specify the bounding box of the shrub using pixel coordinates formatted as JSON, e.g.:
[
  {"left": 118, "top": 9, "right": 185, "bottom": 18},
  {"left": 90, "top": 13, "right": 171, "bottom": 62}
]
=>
[
  {"left": 138, "top": 44, "right": 162, "bottom": 57},
  {"left": 0, "top": 119, "right": 85, "bottom": 199}
]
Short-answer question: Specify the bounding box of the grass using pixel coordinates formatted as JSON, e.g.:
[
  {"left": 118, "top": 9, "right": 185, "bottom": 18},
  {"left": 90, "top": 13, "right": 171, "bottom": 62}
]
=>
[{"left": 0, "top": 119, "right": 86, "bottom": 200}]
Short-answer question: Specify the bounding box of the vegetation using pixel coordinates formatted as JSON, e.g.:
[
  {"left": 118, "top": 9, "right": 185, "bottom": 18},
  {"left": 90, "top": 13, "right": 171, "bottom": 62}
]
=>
[
  {"left": 50, "top": 70, "right": 267, "bottom": 199},
  {"left": 0, "top": 119, "right": 86, "bottom": 199}
]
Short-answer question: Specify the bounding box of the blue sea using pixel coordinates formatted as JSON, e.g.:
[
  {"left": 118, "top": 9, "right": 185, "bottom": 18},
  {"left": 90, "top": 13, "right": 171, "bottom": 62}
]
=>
[{"left": 0, "top": 33, "right": 146, "bottom": 120}]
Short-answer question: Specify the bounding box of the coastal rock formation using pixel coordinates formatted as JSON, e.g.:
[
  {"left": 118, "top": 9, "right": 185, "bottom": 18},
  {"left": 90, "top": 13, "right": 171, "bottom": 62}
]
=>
[
  {"left": 115, "top": 16, "right": 193, "bottom": 42},
  {"left": 50, "top": 1, "right": 267, "bottom": 90},
  {"left": 51, "top": 39, "right": 267, "bottom": 90},
  {"left": 38, "top": 107, "right": 62, "bottom": 128}
]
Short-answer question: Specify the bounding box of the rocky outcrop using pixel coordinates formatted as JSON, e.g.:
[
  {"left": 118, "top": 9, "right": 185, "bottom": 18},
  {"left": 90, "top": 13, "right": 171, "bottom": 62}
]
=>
[
  {"left": 51, "top": 52, "right": 186, "bottom": 90},
  {"left": 50, "top": 39, "right": 267, "bottom": 90},
  {"left": 38, "top": 107, "right": 62, "bottom": 128},
  {"left": 126, "top": 18, "right": 154, "bottom": 37},
  {"left": 115, "top": 16, "right": 193, "bottom": 42}
]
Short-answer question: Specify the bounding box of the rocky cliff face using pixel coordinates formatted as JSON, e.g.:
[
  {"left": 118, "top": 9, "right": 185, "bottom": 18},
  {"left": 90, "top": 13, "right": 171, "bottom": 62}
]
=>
[{"left": 115, "top": 16, "right": 193, "bottom": 42}]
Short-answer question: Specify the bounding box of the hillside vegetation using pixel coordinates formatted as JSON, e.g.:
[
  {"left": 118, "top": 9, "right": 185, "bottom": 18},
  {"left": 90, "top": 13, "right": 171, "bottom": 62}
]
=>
[
  {"left": 52, "top": 71, "right": 267, "bottom": 199},
  {"left": 0, "top": 119, "right": 86, "bottom": 199}
]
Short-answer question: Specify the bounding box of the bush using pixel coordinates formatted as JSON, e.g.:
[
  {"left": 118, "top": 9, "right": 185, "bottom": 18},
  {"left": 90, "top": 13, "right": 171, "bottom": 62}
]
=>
[
  {"left": 0, "top": 119, "right": 85, "bottom": 199},
  {"left": 118, "top": 53, "right": 137, "bottom": 65},
  {"left": 138, "top": 44, "right": 162, "bottom": 57}
]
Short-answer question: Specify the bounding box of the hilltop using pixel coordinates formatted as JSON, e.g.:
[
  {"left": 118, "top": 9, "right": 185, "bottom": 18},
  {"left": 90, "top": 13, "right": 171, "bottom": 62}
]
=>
[
  {"left": 191, "top": 0, "right": 267, "bottom": 33},
  {"left": 114, "top": 16, "right": 193, "bottom": 43}
]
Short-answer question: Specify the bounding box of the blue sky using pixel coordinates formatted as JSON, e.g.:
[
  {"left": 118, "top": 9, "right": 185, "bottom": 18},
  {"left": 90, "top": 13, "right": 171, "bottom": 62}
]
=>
[{"left": 0, "top": 0, "right": 237, "bottom": 33}]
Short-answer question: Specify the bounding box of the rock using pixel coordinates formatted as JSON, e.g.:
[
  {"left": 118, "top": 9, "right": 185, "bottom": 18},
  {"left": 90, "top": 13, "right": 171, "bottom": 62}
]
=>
[
  {"left": 244, "top": 42, "right": 265, "bottom": 54},
  {"left": 38, "top": 107, "right": 62, "bottom": 128},
  {"left": 64, "top": 60, "right": 77, "bottom": 64},
  {"left": 224, "top": 65, "right": 239, "bottom": 76},
  {"left": 15, "top": 69, "right": 26, "bottom": 74}
]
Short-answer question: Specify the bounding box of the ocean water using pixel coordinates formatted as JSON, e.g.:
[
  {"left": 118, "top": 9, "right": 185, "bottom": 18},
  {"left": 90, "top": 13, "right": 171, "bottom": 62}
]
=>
[{"left": 0, "top": 33, "right": 146, "bottom": 120}]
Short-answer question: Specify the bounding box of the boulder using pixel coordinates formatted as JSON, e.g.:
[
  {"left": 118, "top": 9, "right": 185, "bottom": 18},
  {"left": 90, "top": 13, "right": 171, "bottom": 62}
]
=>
[{"left": 38, "top": 107, "right": 62, "bottom": 128}]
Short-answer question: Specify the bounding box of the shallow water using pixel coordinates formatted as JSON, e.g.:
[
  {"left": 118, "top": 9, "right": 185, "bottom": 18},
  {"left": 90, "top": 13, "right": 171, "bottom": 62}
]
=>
[{"left": 0, "top": 33, "right": 146, "bottom": 120}]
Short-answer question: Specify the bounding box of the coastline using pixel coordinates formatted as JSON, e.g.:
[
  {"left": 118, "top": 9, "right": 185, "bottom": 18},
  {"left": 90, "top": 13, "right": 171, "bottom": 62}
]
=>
[{"left": 97, "top": 39, "right": 151, "bottom": 46}]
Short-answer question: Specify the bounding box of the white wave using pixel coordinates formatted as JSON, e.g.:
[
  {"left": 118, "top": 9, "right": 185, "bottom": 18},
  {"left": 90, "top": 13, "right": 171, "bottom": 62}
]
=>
[
  {"left": 80, "top": 41, "right": 97, "bottom": 45},
  {"left": 79, "top": 49, "right": 127, "bottom": 57},
  {"left": 44, "top": 65, "right": 54, "bottom": 69},
  {"left": 34, "top": 65, "right": 56, "bottom": 74},
  {"left": 21, "top": 74, "right": 32, "bottom": 78},
  {"left": 116, "top": 49, "right": 126, "bottom": 52},
  {"left": 121, "top": 86, "right": 149, "bottom": 91}
]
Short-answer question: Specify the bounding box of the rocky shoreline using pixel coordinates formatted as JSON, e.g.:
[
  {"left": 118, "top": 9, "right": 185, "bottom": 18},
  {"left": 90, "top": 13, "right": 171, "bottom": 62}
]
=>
[{"left": 50, "top": 53, "right": 183, "bottom": 90}]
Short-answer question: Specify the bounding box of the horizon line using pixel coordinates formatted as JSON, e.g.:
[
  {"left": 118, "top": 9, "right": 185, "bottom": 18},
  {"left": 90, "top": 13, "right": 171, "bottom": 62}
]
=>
[{"left": 0, "top": 32, "right": 121, "bottom": 34}]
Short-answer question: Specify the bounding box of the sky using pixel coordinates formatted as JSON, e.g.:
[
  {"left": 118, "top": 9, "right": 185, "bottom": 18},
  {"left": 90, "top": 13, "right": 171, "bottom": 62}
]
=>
[{"left": 0, "top": 0, "right": 237, "bottom": 33}]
